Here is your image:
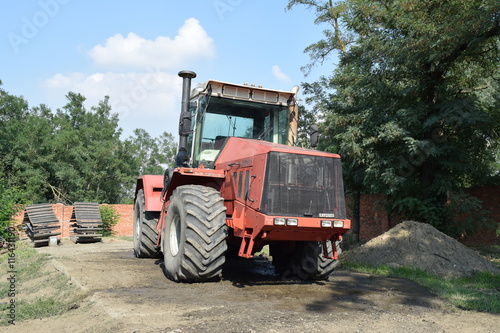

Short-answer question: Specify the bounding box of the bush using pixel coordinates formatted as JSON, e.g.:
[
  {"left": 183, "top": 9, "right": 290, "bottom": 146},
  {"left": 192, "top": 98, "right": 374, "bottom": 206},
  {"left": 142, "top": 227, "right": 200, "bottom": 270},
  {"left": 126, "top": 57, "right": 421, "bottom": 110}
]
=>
[
  {"left": 99, "top": 205, "right": 120, "bottom": 236},
  {"left": 0, "top": 181, "right": 25, "bottom": 239}
]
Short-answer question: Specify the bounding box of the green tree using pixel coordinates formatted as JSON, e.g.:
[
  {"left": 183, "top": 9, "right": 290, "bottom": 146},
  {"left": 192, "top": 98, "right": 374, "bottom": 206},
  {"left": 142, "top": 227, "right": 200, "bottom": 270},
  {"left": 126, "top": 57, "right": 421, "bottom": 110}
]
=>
[
  {"left": 49, "top": 92, "right": 128, "bottom": 203},
  {"left": 289, "top": 0, "right": 500, "bottom": 238},
  {"left": 125, "top": 128, "right": 176, "bottom": 176},
  {"left": 1, "top": 82, "right": 56, "bottom": 203},
  {"left": 1, "top": 83, "right": 178, "bottom": 205},
  {"left": 0, "top": 181, "right": 25, "bottom": 239},
  {"left": 0, "top": 87, "right": 141, "bottom": 204},
  {"left": 296, "top": 104, "right": 318, "bottom": 148}
]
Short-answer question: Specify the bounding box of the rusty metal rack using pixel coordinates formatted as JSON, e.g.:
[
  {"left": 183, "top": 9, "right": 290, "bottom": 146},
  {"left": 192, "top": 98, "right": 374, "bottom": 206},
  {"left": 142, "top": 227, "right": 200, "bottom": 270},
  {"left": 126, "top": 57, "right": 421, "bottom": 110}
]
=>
[
  {"left": 23, "top": 204, "right": 61, "bottom": 247},
  {"left": 70, "top": 202, "right": 103, "bottom": 243}
]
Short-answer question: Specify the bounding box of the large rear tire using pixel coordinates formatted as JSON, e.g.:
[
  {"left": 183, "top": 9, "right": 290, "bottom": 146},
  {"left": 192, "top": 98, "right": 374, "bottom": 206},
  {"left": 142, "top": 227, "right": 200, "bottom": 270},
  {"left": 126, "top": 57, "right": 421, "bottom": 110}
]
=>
[
  {"left": 163, "top": 185, "right": 228, "bottom": 282},
  {"left": 270, "top": 241, "right": 340, "bottom": 280},
  {"left": 133, "top": 189, "right": 161, "bottom": 258}
]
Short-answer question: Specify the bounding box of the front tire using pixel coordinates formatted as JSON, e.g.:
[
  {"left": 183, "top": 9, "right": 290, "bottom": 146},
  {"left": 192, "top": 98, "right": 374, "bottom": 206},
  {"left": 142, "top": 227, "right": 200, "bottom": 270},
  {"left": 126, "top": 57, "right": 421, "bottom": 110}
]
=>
[
  {"left": 133, "top": 189, "right": 161, "bottom": 258},
  {"left": 163, "top": 185, "right": 228, "bottom": 282}
]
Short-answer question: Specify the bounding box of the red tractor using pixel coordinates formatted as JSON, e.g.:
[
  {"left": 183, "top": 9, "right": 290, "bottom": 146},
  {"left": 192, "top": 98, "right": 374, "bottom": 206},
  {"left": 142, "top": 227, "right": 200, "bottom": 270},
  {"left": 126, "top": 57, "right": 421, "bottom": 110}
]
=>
[{"left": 133, "top": 70, "right": 350, "bottom": 282}]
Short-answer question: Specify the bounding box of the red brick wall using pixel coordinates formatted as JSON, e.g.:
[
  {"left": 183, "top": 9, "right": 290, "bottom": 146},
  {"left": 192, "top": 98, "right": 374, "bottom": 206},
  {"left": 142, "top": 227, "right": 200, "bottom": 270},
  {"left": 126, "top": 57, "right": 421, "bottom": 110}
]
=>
[
  {"left": 358, "top": 194, "right": 390, "bottom": 241},
  {"left": 107, "top": 204, "right": 133, "bottom": 237},
  {"left": 13, "top": 185, "right": 499, "bottom": 245},
  {"left": 460, "top": 186, "right": 500, "bottom": 246},
  {"left": 14, "top": 203, "right": 134, "bottom": 238},
  {"left": 351, "top": 186, "right": 500, "bottom": 245}
]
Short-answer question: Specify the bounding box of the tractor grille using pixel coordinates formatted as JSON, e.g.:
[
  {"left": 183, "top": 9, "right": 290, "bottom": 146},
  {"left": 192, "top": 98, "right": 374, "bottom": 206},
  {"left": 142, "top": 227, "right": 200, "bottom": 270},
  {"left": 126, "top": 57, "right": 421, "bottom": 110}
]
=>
[{"left": 261, "top": 152, "right": 346, "bottom": 219}]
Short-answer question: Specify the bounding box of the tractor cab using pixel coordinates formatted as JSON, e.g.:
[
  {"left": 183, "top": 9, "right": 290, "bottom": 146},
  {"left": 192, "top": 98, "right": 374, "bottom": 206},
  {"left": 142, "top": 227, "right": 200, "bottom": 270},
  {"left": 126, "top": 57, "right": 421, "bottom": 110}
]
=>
[{"left": 184, "top": 80, "right": 299, "bottom": 168}]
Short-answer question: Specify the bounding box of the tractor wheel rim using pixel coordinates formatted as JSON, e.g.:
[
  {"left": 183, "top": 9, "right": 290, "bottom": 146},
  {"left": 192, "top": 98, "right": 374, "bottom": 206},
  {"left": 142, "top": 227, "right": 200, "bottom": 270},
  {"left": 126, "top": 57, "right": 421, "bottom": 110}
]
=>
[
  {"left": 169, "top": 215, "right": 181, "bottom": 256},
  {"left": 135, "top": 217, "right": 140, "bottom": 242}
]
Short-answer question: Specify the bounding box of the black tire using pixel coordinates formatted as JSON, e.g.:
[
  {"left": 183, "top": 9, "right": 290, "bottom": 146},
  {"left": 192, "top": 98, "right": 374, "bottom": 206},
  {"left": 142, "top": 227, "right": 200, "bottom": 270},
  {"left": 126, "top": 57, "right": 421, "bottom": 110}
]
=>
[
  {"left": 270, "top": 240, "right": 340, "bottom": 281},
  {"left": 133, "top": 189, "right": 161, "bottom": 258},
  {"left": 162, "top": 185, "right": 228, "bottom": 282}
]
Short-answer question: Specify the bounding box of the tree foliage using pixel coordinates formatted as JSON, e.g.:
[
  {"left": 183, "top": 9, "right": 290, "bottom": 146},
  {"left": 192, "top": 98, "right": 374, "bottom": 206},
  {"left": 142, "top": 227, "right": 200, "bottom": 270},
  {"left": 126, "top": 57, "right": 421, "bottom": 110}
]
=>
[
  {"left": 0, "top": 83, "right": 176, "bottom": 206},
  {"left": 296, "top": 104, "right": 318, "bottom": 148},
  {"left": 0, "top": 181, "right": 25, "bottom": 239},
  {"left": 289, "top": 0, "right": 500, "bottom": 237},
  {"left": 124, "top": 129, "right": 176, "bottom": 175}
]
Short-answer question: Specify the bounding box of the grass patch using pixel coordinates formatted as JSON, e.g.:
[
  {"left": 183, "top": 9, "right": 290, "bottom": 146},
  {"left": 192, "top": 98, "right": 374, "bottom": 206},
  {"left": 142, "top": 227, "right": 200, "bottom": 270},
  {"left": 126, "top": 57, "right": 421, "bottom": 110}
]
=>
[
  {"left": 0, "top": 242, "right": 50, "bottom": 297},
  {"left": 254, "top": 245, "right": 270, "bottom": 257},
  {"left": 472, "top": 246, "right": 500, "bottom": 268},
  {"left": 341, "top": 261, "right": 500, "bottom": 313},
  {"left": 15, "top": 297, "right": 77, "bottom": 321},
  {"left": 0, "top": 241, "right": 84, "bottom": 325}
]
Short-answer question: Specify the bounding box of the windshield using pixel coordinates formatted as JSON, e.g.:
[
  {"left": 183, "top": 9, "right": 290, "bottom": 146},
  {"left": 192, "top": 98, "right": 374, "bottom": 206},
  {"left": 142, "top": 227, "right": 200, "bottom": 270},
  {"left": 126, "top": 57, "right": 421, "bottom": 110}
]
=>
[{"left": 189, "top": 96, "right": 290, "bottom": 167}]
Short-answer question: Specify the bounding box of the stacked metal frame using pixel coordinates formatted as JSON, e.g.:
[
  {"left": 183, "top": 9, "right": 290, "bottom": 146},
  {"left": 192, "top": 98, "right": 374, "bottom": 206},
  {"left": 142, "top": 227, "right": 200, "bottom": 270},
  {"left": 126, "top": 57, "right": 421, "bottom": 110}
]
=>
[
  {"left": 70, "top": 202, "right": 103, "bottom": 243},
  {"left": 24, "top": 204, "right": 61, "bottom": 247}
]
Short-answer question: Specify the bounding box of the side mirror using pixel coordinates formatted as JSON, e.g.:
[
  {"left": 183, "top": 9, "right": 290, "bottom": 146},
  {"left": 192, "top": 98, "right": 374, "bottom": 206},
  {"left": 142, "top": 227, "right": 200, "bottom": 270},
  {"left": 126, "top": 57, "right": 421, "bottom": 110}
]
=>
[{"left": 309, "top": 125, "right": 319, "bottom": 148}]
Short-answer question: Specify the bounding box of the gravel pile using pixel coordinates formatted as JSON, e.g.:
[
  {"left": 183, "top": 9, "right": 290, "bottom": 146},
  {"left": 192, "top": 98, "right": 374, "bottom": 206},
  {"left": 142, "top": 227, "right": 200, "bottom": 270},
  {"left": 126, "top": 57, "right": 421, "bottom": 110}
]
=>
[{"left": 341, "top": 220, "right": 500, "bottom": 277}]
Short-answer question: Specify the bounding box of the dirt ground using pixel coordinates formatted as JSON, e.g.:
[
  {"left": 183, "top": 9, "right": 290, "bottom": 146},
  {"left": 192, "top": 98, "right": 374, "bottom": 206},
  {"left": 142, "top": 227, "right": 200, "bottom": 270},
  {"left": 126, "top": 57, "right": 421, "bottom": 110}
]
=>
[{"left": 5, "top": 238, "right": 500, "bottom": 333}]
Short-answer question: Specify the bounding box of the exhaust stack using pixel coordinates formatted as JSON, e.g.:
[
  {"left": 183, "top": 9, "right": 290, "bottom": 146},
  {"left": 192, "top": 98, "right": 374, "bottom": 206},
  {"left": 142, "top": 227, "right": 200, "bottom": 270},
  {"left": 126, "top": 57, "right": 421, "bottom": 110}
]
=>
[{"left": 176, "top": 70, "right": 196, "bottom": 167}]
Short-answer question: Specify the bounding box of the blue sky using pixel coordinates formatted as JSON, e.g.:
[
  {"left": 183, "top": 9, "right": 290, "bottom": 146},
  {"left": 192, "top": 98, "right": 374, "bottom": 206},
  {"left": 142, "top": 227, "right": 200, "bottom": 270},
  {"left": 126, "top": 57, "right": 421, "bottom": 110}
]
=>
[{"left": 1, "top": 0, "right": 334, "bottom": 139}]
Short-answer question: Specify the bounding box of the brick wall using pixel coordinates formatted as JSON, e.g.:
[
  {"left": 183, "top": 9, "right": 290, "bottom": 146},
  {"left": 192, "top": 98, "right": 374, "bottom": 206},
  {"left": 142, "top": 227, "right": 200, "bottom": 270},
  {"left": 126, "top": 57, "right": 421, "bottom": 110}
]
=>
[
  {"left": 357, "top": 194, "right": 390, "bottom": 241},
  {"left": 106, "top": 204, "right": 134, "bottom": 237},
  {"left": 14, "top": 185, "right": 499, "bottom": 245},
  {"left": 350, "top": 186, "right": 500, "bottom": 245},
  {"left": 14, "top": 203, "right": 134, "bottom": 238},
  {"left": 460, "top": 186, "right": 500, "bottom": 246}
]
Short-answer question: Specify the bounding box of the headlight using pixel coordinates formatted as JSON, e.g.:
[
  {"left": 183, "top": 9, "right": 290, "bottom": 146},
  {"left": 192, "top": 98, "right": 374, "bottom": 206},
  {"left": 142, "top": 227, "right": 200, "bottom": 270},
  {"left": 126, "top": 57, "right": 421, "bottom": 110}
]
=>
[
  {"left": 286, "top": 218, "right": 298, "bottom": 226},
  {"left": 321, "top": 220, "right": 332, "bottom": 227},
  {"left": 274, "top": 218, "right": 286, "bottom": 226},
  {"left": 333, "top": 220, "right": 344, "bottom": 228}
]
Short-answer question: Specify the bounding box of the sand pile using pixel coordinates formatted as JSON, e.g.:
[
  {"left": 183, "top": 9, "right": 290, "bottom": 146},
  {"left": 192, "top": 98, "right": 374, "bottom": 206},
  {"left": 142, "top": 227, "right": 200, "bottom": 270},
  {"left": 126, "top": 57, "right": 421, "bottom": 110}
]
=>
[{"left": 341, "top": 221, "right": 500, "bottom": 278}]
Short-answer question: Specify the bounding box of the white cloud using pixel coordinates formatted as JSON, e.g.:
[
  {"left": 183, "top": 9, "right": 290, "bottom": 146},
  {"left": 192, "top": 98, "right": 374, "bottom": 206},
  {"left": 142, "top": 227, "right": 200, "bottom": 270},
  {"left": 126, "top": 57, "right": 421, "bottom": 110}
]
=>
[
  {"left": 42, "top": 70, "right": 182, "bottom": 137},
  {"left": 88, "top": 18, "right": 215, "bottom": 70},
  {"left": 272, "top": 65, "right": 291, "bottom": 82},
  {"left": 41, "top": 18, "right": 216, "bottom": 138}
]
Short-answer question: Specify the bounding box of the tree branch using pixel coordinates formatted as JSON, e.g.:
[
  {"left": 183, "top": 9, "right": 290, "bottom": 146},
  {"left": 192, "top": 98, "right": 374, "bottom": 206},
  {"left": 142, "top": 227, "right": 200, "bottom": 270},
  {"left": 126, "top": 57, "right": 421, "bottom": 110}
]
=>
[{"left": 437, "top": 21, "right": 500, "bottom": 72}]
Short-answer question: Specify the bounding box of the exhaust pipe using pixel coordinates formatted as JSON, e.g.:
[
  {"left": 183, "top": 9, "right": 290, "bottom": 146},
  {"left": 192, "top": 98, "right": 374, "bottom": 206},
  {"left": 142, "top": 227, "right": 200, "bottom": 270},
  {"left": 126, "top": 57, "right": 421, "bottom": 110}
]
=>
[{"left": 176, "top": 70, "right": 196, "bottom": 167}]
